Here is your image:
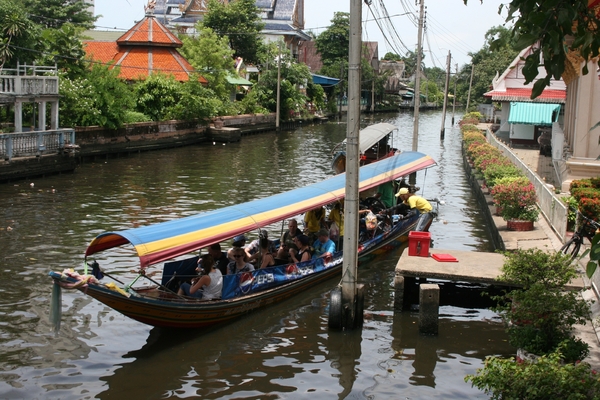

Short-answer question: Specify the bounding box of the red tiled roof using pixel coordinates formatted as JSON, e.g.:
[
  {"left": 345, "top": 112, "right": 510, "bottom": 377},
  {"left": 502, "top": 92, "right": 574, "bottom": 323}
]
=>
[
  {"left": 483, "top": 87, "right": 566, "bottom": 103},
  {"left": 83, "top": 15, "right": 207, "bottom": 84},
  {"left": 117, "top": 16, "right": 182, "bottom": 47}
]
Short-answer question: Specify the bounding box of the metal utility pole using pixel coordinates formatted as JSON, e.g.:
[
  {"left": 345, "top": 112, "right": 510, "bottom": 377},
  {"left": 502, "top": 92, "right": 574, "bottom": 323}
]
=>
[
  {"left": 451, "top": 63, "right": 457, "bottom": 126},
  {"left": 466, "top": 63, "right": 474, "bottom": 113},
  {"left": 409, "top": 0, "right": 424, "bottom": 185},
  {"left": 276, "top": 42, "right": 281, "bottom": 131},
  {"left": 439, "top": 51, "right": 451, "bottom": 140}
]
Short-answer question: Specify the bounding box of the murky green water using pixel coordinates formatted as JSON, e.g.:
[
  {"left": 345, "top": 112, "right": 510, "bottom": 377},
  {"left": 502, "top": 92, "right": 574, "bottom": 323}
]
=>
[{"left": 0, "top": 111, "right": 509, "bottom": 399}]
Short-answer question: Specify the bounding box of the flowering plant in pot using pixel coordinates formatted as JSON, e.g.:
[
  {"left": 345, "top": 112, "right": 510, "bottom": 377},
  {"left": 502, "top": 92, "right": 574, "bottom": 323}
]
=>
[{"left": 491, "top": 177, "right": 539, "bottom": 227}]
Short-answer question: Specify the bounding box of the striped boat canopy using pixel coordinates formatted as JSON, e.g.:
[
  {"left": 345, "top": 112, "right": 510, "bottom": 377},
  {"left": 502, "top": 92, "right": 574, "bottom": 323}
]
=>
[{"left": 85, "top": 151, "right": 436, "bottom": 268}]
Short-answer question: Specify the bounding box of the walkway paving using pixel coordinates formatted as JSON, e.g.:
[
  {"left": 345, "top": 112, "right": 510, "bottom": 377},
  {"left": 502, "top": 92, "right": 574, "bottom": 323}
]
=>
[{"left": 482, "top": 126, "right": 600, "bottom": 369}]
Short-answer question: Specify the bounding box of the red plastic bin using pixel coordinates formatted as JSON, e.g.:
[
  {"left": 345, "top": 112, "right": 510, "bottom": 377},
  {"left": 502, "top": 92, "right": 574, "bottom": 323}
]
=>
[{"left": 408, "top": 231, "right": 431, "bottom": 257}]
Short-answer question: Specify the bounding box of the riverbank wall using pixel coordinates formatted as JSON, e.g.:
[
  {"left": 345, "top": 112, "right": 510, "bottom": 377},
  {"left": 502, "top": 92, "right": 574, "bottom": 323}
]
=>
[{"left": 0, "top": 113, "right": 327, "bottom": 182}]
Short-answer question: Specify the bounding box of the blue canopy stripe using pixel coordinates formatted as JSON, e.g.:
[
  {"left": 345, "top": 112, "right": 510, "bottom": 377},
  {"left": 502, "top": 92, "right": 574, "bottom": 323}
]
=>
[{"left": 508, "top": 102, "right": 561, "bottom": 126}]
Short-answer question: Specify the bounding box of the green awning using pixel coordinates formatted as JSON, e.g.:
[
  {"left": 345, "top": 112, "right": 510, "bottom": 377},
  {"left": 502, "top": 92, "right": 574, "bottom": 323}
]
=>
[
  {"left": 226, "top": 75, "right": 253, "bottom": 86},
  {"left": 508, "top": 102, "right": 561, "bottom": 126}
]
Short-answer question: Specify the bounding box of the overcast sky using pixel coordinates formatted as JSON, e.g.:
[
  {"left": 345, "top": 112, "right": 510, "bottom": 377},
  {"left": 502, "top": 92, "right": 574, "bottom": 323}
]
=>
[{"left": 94, "top": 0, "right": 509, "bottom": 69}]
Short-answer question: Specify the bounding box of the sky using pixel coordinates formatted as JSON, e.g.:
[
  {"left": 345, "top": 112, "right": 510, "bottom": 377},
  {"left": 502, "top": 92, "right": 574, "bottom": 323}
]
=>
[{"left": 94, "top": 0, "right": 509, "bottom": 69}]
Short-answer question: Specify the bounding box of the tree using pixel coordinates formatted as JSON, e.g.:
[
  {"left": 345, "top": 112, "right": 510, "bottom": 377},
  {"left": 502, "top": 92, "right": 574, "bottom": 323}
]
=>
[
  {"left": 59, "top": 63, "right": 134, "bottom": 129},
  {"left": 454, "top": 26, "right": 519, "bottom": 107},
  {"left": 203, "top": 0, "right": 265, "bottom": 65},
  {"left": 465, "top": 0, "right": 600, "bottom": 98},
  {"left": 23, "top": 0, "right": 96, "bottom": 30},
  {"left": 38, "top": 23, "right": 87, "bottom": 79},
  {"left": 180, "top": 25, "right": 235, "bottom": 100},
  {"left": 250, "top": 43, "right": 313, "bottom": 120},
  {"left": 383, "top": 52, "right": 402, "bottom": 61},
  {"left": 0, "top": 0, "right": 37, "bottom": 69},
  {"left": 315, "top": 12, "right": 350, "bottom": 67},
  {"left": 167, "top": 75, "right": 222, "bottom": 121},
  {"left": 134, "top": 73, "right": 184, "bottom": 121}
]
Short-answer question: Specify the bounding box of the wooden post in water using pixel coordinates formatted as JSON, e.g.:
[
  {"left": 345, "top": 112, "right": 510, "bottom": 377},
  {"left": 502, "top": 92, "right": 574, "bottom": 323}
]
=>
[{"left": 276, "top": 41, "right": 281, "bottom": 131}]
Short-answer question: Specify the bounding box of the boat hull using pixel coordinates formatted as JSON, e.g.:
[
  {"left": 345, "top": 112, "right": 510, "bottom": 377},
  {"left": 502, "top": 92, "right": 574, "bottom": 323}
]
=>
[{"left": 50, "top": 213, "right": 433, "bottom": 328}]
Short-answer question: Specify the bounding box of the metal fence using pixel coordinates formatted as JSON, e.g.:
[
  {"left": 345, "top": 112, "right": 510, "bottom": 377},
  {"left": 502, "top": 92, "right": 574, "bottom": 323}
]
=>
[
  {"left": 488, "top": 132, "right": 568, "bottom": 243},
  {"left": 0, "top": 129, "right": 76, "bottom": 161}
]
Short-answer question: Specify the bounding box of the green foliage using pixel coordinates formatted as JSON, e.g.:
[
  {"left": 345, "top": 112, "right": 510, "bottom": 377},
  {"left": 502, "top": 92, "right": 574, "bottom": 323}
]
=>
[
  {"left": 0, "top": 0, "right": 38, "bottom": 68},
  {"left": 123, "top": 111, "right": 152, "bottom": 124},
  {"left": 166, "top": 76, "right": 222, "bottom": 121},
  {"left": 499, "top": 249, "right": 578, "bottom": 290},
  {"left": 383, "top": 52, "right": 401, "bottom": 61},
  {"left": 24, "top": 0, "right": 96, "bottom": 29},
  {"left": 180, "top": 25, "right": 235, "bottom": 100},
  {"left": 315, "top": 12, "right": 350, "bottom": 67},
  {"left": 134, "top": 74, "right": 184, "bottom": 121},
  {"left": 58, "top": 64, "right": 134, "bottom": 129},
  {"left": 493, "top": 249, "right": 590, "bottom": 360},
  {"left": 562, "top": 196, "right": 579, "bottom": 224},
  {"left": 203, "top": 0, "right": 265, "bottom": 65},
  {"left": 483, "top": 163, "right": 523, "bottom": 188},
  {"left": 466, "top": 347, "right": 600, "bottom": 399},
  {"left": 39, "top": 23, "right": 87, "bottom": 79}
]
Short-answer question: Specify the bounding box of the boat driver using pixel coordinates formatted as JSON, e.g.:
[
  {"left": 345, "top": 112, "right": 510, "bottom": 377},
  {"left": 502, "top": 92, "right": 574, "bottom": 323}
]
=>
[{"left": 394, "top": 187, "right": 432, "bottom": 214}]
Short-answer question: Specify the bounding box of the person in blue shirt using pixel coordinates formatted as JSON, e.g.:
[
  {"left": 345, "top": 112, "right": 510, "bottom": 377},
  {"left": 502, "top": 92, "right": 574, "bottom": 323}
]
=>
[{"left": 313, "top": 229, "right": 336, "bottom": 259}]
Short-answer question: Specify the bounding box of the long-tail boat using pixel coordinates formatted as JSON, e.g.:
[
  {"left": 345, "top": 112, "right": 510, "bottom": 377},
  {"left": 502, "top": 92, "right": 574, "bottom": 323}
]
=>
[{"left": 48, "top": 152, "right": 436, "bottom": 329}]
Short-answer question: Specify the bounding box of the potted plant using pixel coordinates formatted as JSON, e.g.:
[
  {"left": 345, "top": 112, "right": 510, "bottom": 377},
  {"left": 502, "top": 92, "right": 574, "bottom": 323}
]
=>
[{"left": 491, "top": 177, "right": 539, "bottom": 230}]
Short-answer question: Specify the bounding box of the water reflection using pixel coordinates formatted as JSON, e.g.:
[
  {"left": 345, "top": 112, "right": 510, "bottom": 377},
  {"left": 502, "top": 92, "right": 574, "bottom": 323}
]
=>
[{"left": 0, "top": 112, "right": 510, "bottom": 399}]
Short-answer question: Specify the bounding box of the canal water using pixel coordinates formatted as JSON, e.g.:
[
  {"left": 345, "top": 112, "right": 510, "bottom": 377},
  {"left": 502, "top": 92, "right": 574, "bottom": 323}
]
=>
[{"left": 0, "top": 111, "right": 511, "bottom": 399}]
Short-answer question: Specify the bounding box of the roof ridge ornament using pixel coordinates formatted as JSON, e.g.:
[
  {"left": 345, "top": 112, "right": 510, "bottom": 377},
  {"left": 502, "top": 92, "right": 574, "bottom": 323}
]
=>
[{"left": 144, "top": 0, "right": 156, "bottom": 15}]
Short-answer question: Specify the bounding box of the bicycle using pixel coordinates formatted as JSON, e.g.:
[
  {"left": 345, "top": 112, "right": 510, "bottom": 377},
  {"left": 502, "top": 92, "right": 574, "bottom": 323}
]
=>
[{"left": 560, "top": 210, "right": 600, "bottom": 259}]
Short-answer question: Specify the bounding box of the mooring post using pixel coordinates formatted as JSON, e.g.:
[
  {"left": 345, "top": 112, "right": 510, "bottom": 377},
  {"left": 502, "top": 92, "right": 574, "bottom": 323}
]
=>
[
  {"left": 418, "top": 284, "right": 439, "bottom": 335},
  {"left": 394, "top": 273, "right": 404, "bottom": 312}
]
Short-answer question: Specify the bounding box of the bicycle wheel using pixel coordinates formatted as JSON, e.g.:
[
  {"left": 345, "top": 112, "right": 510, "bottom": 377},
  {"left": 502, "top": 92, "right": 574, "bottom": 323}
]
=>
[{"left": 561, "top": 236, "right": 582, "bottom": 260}]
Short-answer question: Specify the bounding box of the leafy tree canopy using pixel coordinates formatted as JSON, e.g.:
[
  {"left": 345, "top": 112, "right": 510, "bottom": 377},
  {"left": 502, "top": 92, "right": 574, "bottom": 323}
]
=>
[
  {"left": 466, "top": 0, "right": 600, "bottom": 98},
  {"left": 203, "top": 0, "right": 265, "bottom": 65},
  {"left": 315, "top": 12, "right": 350, "bottom": 67},
  {"left": 23, "top": 0, "right": 96, "bottom": 30},
  {"left": 383, "top": 52, "right": 402, "bottom": 61},
  {"left": 0, "top": 0, "right": 38, "bottom": 68},
  {"left": 180, "top": 25, "right": 235, "bottom": 100}
]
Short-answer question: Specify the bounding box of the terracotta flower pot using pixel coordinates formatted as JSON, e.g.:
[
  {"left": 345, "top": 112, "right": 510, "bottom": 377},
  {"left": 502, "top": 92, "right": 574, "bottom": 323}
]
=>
[{"left": 507, "top": 220, "right": 534, "bottom": 231}]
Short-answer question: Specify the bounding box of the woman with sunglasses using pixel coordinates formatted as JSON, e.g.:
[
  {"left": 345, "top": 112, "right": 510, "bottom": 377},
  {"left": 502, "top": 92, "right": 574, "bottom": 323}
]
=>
[{"left": 227, "top": 247, "right": 255, "bottom": 275}]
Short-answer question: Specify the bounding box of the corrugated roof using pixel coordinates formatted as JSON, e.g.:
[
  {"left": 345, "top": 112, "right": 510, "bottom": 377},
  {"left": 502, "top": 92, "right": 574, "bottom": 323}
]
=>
[
  {"left": 226, "top": 75, "right": 253, "bottom": 86},
  {"left": 484, "top": 87, "right": 566, "bottom": 103},
  {"left": 508, "top": 102, "right": 561, "bottom": 125}
]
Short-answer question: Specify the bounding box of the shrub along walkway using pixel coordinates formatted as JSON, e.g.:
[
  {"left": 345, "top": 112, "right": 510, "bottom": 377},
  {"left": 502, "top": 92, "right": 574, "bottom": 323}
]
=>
[{"left": 479, "top": 124, "right": 600, "bottom": 368}]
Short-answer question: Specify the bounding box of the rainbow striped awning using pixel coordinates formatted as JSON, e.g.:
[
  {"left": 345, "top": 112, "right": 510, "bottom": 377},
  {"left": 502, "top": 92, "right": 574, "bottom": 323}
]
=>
[{"left": 85, "top": 151, "right": 436, "bottom": 268}]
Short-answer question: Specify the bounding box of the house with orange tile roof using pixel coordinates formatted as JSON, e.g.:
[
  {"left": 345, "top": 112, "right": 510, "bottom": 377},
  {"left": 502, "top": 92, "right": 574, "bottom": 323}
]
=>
[
  {"left": 484, "top": 45, "right": 566, "bottom": 148},
  {"left": 84, "top": 13, "right": 207, "bottom": 84}
]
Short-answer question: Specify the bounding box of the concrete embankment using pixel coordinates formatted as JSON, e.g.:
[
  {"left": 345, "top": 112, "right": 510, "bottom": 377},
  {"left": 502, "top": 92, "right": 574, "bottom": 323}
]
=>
[{"left": 0, "top": 113, "right": 327, "bottom": 182}]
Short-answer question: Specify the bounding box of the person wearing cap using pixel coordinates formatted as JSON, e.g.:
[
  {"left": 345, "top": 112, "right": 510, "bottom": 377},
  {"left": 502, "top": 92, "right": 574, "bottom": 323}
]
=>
[
  {"left": 312, "top": 229, "right": 336, "bottom": 259},
  {"left": 395, "top": 187, "right": 432, "bottom": 214},
  {"left": 227, "top": 234, "right": 247, "bottom": 261}
]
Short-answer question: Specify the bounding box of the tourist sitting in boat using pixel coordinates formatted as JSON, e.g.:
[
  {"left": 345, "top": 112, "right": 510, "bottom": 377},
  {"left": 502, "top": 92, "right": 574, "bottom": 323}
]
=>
[
  {"left": 257, "top": 237, "right": 275, "bottom": 269},
  {"left": 304, "top": 206, "right": 326, "bottom": 242},
  {"left": 207, "top": 243, "right": 229, "bottom": 276},
  {"left": 394, "top": 187, "right": 433, "bottom": 214},
  {"left": 227, "top": 234, "right": 247, "bottom": 261},
  {"left": 247, "top": 230, "right": 275, "bottom": 264},
  {"left": 289, "top": 234, "right": 313, "bottom": 263},
  {"left": 227, "top": 248, "right": 255, "bottom": 275},
  {"left": 327, "top": 201, "right": 344, "bottom": 250},
  {"left": 312, "top": 229, "right": 336, "bottom": 259},
  {"left": 177, "top": 254, "right": 223, "bottom": 300},
  {"left": 275, "top": 219, "right": 301, "bottom": 262}
]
